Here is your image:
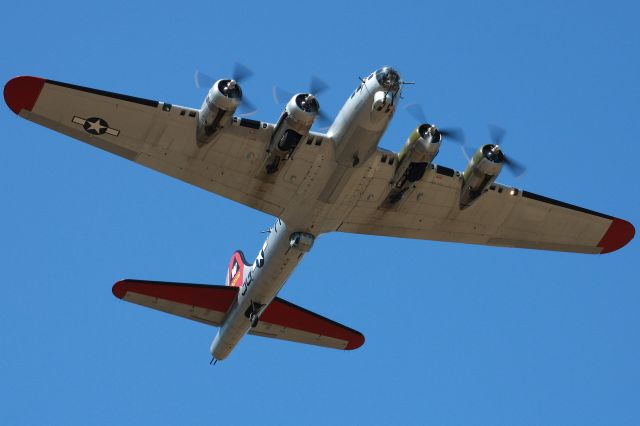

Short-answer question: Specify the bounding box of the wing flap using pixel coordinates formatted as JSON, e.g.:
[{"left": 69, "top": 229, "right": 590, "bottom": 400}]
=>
[
  {"left": 250, "top": 298, "right": 365, "bottom": 350},
  {"left": 112, "top": 279, "right": 238, "bottom": 326}
]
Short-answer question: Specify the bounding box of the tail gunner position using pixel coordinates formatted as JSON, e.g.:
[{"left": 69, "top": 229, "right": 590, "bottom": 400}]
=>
[{"left": 5, "top": 66, "right": 634, "bottom": 362}]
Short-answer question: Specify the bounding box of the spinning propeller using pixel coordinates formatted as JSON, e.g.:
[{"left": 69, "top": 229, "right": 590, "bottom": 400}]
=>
[
  {"left": 194, "top": 62, "right": 258, "bottom": 117},
  {"left": 272, "top": 76, "right": 332, "bottom": 128},
  {"left": 486, "top": 124, "right": 527, "bottom": 177},
  {"left": 404, "top": 103, "right": 526, "bottom": 177},
  {"left": 405, "top": 103, "right": 465, "bottom": 144}
]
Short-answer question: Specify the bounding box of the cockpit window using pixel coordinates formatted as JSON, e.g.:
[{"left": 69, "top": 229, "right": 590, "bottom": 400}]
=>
[{"left": 375, "top": 67, "right": 400, "bottom": 91}]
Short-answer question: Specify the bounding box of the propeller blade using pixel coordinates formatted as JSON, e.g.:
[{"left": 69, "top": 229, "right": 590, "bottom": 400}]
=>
[
  {"left": 503, "top": 155, "right": 527, "bottom": 177},
  {"left": 237, "top": 97, "right": 258, "bottom": 117},
  {"left": 461, "top": 145, "right": 472, "bottom": 163},
  {"left": 488, "top": 124, "right": 526, "bottom": 176},
  {"left": 273, "top": 75, "right": 329, "bottom": 105},
  {"left": 315, "top": 109, "right": 332, "bottom": 130},
  {"left": 439, "top": 127, "right": 465, "bottom": 145},
  {"left": 405, "top": 103, "right": 428, "bottom": 123},
  {"left": 195, "top": 64, "right": 259, "bottom": 117},
  {"left": 309, "top": 76, "right": 329, "bottom": 96},
  {"left": 488, "top": 124, "right": 506, "bottom": 146},
  {"left": 232, "top": 62, "right": 254, "bottom": 83},
  {"left": 194, "top": 69, "right": 216, "bottom": 90},
  {"left": 272, "top": 86, "right": 294, "bottom": 105}
]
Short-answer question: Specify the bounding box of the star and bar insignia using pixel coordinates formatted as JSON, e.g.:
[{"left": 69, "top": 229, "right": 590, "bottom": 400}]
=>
[{"left": 72, "top": 116, "right": 120, "bottom": 136}]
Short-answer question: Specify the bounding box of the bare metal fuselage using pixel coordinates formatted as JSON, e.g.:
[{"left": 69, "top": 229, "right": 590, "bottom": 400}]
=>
[{"left": 210, "top": 69, "right": 399, "bottom": 360}]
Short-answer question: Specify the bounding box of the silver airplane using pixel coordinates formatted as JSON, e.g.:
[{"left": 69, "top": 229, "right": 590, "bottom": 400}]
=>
[{"left": 4, "top": 66, "right": 634, "bottom": 362}]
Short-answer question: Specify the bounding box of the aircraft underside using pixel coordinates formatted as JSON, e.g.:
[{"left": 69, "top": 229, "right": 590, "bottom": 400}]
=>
[{"left": 4, "top": 65, "right": 634, "bottom": 362}]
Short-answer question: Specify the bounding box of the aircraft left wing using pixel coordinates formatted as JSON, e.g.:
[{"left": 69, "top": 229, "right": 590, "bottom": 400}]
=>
[
  {"left": 112, "top": 279, "right": 364, "bottom": 350},
  {"left": 4, "top": 76, "right": 325, "bottom": 218},
  {"left": 331, "top": 151, "right": 634, "bottom": 254}
]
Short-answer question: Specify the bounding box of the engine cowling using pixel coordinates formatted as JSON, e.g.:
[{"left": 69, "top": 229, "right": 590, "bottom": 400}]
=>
[
  {"left": 196, "top": 79, "right": 243, "bottom": 144},
  {"left": 285, "top": 93, "right": 320, "bottom": 127},
  {"left": 265, "top": 94, "right": 320, "bottom": 174},
  {"left": 460, "top": 144, "right": 504, "bottom": 209},
  {"left": 384, "top": 124, "right": 442, "bottom": 204},
  {"left": 392, "top": 124, "right": 442, "bottom": 186}
]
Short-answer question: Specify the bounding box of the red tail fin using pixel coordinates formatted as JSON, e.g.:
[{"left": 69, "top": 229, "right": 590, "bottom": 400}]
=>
[{"left": 226, "top": 250, "right": 250, "bottom": 287}]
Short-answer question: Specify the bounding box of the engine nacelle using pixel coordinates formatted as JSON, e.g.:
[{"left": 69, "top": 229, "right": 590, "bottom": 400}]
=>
[
  {"left": 460, "top": 144, "right": 504, "bottom": 209},
  {"left": 392, "top": 124, "right": 442, "bottom": 186},
  {"left": 264, "top": 94, "right": 319, "bottom": 174},
  {"left": 285, "top": 94, "right": 320, "bottom": 127},
  {"left": 196, "top": 79, "right": 243, "bottom": 144},
  {"left": 384, "top": 124, "right": 442, "bottom": 205}
]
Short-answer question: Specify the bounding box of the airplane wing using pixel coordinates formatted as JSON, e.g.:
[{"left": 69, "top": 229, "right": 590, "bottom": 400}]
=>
[
  {"left": 4, "top": 76, "right": 331, "bottom": 218},
  {"left": 112, "top": 280, "right": 364, "bottom": 350},
  {"left": 333, "top": 152, "right": 634, "bottom": 254},
  {"left": 7, "top": 77, "right": 631, "bottom": 254}
]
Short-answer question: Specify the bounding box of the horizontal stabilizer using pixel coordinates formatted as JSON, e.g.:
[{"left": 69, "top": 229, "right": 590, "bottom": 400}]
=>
[
  {"left": 112, "top": 279, "right": 237, "bottom": 327},
  {"left": 112, "top": 279, "right": 364, "bottom": 350},
  {"left": 253, "top": 297, "right": 365, "bottom": 350}
]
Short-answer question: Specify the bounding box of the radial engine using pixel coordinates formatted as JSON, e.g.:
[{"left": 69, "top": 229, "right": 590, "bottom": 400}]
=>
[
  {"left": 196, "top": 79, "right": 244, "bottom": 144},
  {"left": 460, "top": 144, "right": 505, "bottom": 208},
  {"left": 386, "top": 124, "right": 443, "bottom": 203},
  {"left": 264, "top": 93, "right": 321, "bottom": 174}
]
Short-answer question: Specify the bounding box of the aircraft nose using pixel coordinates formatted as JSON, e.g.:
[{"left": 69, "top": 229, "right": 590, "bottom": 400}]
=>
[
  {"left": 375, "top": 66, "right": 401, "bottom": 90},
  {"left": 388, "top": 67, "right": 400, "bottom": 82}
]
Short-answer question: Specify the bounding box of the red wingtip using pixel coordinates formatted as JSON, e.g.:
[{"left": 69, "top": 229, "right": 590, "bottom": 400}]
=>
[
  {"left": 112, "top": 280, "right": 129, "bottom": 299},
  {"left": 345, "top": 333, "right": 365, "bottom": 350},
  {"left": 4, "top": 76, "right": 45, "bottom": 114},
  {"left": 598, "top": 218, "right": 635, "bottom": 254}
]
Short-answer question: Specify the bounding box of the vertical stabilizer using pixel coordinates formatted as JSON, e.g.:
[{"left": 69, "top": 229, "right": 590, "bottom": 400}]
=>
[{"left": 225, "top": 250, "right": 251, "bottom": 287}]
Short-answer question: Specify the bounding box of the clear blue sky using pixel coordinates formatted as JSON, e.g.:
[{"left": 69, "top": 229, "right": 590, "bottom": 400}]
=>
[{"left": 1, "top": 1, "right": 638, "bottom": 425}]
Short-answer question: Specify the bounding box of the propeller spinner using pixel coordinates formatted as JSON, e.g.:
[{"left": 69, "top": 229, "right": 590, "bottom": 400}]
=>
[{"left": 486, "top": 125, "right": 526, "bottom": 177}]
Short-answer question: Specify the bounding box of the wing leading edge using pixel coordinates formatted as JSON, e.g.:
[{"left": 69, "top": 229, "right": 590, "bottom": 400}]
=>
[{"left": 112, "top": 279, "right": 364, "bottom": 350}]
